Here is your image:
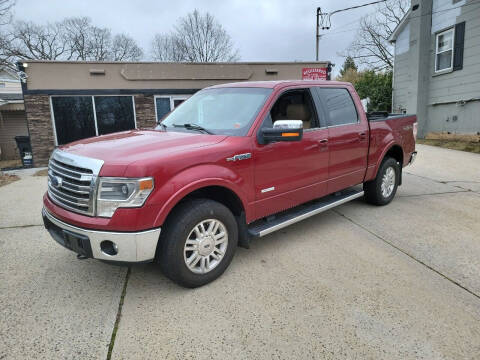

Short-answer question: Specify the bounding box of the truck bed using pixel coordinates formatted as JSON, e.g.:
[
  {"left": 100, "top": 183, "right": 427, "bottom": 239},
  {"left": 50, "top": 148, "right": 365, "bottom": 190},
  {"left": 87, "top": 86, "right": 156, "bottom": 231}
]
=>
[{"left": 367, "top": 113, "right": 417, "bottom": 171}]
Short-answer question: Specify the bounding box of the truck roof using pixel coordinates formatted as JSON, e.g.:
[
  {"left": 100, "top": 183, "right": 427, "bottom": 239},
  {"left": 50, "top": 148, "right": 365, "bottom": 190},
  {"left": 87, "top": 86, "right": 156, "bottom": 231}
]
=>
[{"left": 209, "top": 80, "right": 351, "bottom": 90}]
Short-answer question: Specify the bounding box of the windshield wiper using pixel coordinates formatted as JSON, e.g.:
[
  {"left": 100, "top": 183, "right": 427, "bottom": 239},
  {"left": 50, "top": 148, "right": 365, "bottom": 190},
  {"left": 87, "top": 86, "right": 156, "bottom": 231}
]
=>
[{"left": 172, "top": 123, "right": 213, "bottom": 134}]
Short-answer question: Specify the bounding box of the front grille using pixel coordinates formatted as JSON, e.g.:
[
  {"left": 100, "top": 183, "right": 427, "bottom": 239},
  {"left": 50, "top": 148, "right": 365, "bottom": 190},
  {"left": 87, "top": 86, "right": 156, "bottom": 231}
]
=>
[{"left": 48, "top": 157, "right": 95, "bottom": 215}]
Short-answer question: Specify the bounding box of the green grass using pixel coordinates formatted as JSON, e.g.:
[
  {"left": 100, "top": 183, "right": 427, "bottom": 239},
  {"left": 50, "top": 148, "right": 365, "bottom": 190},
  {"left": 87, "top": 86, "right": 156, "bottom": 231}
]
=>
[{"left": 418, "top": 139, "right": 480, "bottom": 154}]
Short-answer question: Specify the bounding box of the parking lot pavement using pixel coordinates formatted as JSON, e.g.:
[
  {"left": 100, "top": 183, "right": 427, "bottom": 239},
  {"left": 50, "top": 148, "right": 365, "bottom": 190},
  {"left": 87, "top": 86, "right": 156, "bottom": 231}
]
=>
[
  {"left": 112, "top": 211, "right": 480, "bottom": 360},
  {"left": 112, "top": 145, "right": 480, "bottom": 360},
  {"left": 405, "top": 144, "right": 480, "bottom": 193},
  {"left": 0, "top": 175, "right": 127, "bottom": 359},
  {"left": 0, "top": 226, "right": 127, "bottom": 360},
  {"left": 0, "top": 175, "right": 46, "bottom": 228},
  {"left": 2, "top": 144, "right": 480, "bottom": 359},
  {"left": 335, "top": 144, "right": 480, "bottom": 296}
]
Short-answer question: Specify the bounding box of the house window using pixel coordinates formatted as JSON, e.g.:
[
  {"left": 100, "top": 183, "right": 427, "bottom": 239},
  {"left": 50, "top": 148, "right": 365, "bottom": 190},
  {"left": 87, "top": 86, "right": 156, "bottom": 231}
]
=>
[
  {"left": 155, "top": 95, "right": 190, "bottom": 123},
  {"left": 51, "top": 95, "right": 136, "bottom": 145},
  {"left": 435, "top": 28, "right": 454, "bottom": 72}
]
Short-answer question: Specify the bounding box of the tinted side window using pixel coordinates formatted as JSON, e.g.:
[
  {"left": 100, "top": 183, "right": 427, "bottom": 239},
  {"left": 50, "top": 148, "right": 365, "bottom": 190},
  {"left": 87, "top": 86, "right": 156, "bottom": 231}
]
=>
[{"left": 317, "top": 88, "right": 358, "bottom": 127}]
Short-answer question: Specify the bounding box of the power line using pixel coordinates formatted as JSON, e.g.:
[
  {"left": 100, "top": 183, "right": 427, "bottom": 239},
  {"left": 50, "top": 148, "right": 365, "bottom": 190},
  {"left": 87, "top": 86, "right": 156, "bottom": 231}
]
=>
[
  {"left": 316, "top": 0, "right": 387, "bottom": 60},
  {"left": 320, "top": 0, "right": 480, "bottom": 38},
  {"left": 319, "top": 0, "right": 387, "bottom": 30}
]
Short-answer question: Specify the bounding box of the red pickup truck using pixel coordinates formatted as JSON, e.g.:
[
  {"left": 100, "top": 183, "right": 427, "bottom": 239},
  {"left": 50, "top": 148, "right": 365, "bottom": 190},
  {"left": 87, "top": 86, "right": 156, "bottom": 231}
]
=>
[{"left": 43, "top": 80, "right": 417, "bottom": 287}]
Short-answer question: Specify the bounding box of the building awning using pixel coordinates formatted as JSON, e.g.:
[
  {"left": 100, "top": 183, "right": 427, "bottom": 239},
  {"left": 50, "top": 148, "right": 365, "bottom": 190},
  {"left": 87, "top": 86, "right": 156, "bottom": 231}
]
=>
[{"left": 0, "top": 101, "right": 25, "bottom": 111}]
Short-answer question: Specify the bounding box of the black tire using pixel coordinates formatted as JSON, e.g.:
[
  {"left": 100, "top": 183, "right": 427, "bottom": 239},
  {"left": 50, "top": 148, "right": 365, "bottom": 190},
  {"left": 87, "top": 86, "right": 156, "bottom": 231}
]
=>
[
  {"left": 363, "top": 157, "right": 400, "bottom": 206},
  {"left": 157, "top": 199, "right": 238, "bottom": 288}
]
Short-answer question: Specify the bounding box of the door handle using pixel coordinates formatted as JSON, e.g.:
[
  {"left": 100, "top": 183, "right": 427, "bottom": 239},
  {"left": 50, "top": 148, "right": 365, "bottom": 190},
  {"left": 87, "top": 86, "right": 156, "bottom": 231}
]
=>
[
  {"left": 318, "top": 139, "right": 328, "bottom": 144},
  {"left": 359, "top": 132, "right": 367, "bottom": 139}
]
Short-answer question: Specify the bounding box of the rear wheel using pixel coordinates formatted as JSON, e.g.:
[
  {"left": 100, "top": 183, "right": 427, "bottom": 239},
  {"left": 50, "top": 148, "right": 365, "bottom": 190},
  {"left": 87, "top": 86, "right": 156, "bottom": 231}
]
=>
[
  {"left": 158, "top": 199, "right": 238, "bottom": 288},
  {"left": 364, "top": 157, "right": 400, "bottom": 206}
]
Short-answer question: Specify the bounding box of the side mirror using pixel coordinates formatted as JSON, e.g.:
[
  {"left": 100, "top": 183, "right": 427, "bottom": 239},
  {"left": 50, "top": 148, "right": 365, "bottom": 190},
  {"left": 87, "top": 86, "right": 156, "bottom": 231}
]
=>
[{"left": 259, "top": 120, "right": 304, "bottom": 144}]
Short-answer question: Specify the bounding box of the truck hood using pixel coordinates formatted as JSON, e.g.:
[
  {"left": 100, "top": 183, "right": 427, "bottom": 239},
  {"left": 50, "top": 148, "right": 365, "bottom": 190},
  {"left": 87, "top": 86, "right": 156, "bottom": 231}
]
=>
[{"left": 60, "top": 130, "right": 227, "bottom": 171}]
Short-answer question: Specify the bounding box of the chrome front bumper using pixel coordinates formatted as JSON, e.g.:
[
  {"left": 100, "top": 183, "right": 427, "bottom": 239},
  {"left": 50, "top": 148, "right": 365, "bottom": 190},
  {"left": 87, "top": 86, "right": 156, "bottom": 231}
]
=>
[{"left": 42, "top": 208, "right": 161, "bottom": 262}]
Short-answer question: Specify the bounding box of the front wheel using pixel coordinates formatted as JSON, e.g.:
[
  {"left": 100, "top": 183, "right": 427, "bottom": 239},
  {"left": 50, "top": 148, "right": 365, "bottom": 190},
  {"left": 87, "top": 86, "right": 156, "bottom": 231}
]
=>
[
  {"left": 364, "top": 157, "right": 400, "bottom": 206},
  {"left": 157, "top": 199, "right": 238, "bottom": 288}
]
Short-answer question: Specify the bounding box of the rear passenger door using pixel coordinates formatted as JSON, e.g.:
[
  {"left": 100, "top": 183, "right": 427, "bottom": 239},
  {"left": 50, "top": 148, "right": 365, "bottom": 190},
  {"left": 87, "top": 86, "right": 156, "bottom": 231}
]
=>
[{"left": 313, "top": 87, "right": 369, "bottom": 194}]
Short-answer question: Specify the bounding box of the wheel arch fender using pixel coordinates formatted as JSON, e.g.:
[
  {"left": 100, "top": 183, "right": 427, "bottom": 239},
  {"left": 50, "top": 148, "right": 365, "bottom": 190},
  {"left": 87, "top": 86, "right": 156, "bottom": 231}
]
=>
[
  {"left": 372, "top": 142, "right": 404, "bottom": 180},
  {"left": 150, "top": 165, "right": 249, "bottom": 228}
]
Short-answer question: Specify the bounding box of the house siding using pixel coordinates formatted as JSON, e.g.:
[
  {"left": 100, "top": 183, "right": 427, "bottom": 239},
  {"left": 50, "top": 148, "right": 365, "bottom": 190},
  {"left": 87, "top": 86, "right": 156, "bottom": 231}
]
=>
[
  {"left": 392, "top": 52, "right": 414, "bottom": 113},
  {"left": 392, "top": 0, "right": 480, "bottom": 136},
  {"left": 426, "top": 1, "right": 480, "bottom": 134},
  {"left": 0, "top": 111, "right": 28, "bottom": 160}
]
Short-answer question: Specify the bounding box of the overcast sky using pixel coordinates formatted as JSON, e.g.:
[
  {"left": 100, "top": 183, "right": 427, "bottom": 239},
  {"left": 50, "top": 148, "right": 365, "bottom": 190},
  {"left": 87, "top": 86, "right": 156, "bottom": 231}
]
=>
[{"left": 16, "top": 0, "right": 379, "bottom": 76}]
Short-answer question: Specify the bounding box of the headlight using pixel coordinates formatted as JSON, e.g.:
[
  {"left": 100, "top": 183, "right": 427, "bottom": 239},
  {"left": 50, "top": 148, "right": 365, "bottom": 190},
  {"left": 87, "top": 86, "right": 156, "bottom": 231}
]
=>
[{"left": 96, "top": 177, "right": 154, "bottom": 217}]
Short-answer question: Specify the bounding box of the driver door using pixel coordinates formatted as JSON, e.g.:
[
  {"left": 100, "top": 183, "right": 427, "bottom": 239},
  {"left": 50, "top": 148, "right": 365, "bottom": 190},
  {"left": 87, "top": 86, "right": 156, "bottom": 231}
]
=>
[{"left": 253, "top": 88, "right": 329, "bottom": 220}]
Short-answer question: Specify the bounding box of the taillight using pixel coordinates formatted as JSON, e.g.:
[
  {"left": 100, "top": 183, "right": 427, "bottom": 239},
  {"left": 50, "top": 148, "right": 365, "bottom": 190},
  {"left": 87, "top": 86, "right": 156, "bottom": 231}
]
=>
[{"left": 413, "top": 122, "right": 418, "bottom": 140}]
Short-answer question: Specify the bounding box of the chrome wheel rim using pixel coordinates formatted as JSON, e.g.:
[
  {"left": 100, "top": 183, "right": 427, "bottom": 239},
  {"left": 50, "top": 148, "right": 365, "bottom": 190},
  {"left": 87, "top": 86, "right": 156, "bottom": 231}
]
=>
[
  {"left": 183, "top": 219, "right": 228, "bottom": 274},
  {"left": 381, "top": 166, "right": 396, "bottom": 198}
]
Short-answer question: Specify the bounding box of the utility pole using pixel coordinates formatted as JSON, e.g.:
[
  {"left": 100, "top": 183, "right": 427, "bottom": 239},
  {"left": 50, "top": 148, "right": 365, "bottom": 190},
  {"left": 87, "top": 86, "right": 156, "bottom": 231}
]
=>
[
  {"left": 316, "top": 7, "right": 320, "bottom": 61},
  {"left": 315, "top": 0, "right": 386, "bottom": 61}
]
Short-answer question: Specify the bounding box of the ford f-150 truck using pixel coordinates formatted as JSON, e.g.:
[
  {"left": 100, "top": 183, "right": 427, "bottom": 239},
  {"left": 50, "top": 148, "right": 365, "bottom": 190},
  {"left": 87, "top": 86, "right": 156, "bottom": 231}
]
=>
[{"left": 43, "top": 80, "right": 417, "bottom": 287}]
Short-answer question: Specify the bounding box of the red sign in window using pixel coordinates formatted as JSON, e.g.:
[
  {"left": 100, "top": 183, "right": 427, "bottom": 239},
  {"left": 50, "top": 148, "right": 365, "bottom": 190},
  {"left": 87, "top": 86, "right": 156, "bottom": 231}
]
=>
[{"left": 302, "top": 67, "right": 328, "bottom": 80}]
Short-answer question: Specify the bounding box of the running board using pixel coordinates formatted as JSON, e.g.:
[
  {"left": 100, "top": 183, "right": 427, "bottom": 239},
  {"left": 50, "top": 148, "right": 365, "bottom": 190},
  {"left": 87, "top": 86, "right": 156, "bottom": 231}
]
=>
[{"left": 248, "top": 188, "right": 364, "bottom": 237}]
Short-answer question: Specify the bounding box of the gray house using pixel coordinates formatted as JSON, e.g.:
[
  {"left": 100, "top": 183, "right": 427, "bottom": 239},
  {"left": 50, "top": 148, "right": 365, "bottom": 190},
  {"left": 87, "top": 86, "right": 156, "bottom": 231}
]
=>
[{"left": 389, "top": 0, "right": 480, "bottom": 137}]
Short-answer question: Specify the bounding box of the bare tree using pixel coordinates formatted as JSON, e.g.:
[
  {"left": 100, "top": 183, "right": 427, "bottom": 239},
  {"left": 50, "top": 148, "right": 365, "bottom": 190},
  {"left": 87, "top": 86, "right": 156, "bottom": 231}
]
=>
[
  {"left": 89, "top": 26, "right": 112, "bottom": 61},
  {"left": 63, "top": 17, "right": 143, "bottom": 61},
  {"left": 151, "top": 34, "right": 182, "bottom": 61},
  {"left": 0, "top": 20, "right": 68, "bottom": 66},
  {"left": 112, "top": 34, "right": 143, "bottom": 61},
  {"left": 0, "top": 0, "right": 14, "bottom": 26},
  {"left": 62, "top": 17, "right": 92, "bottom": 60},
  {"left": 1, "top": 16, "right": 144, "bottom": 67},
  {"left": 151, "top": 9, "right": 239, "bottom": 62},
  {"left": 62, "top": 17, "right": 113, "bottom": 61},
  {"left": 344, "top": 0, "right": 409, "bottom": 70}
]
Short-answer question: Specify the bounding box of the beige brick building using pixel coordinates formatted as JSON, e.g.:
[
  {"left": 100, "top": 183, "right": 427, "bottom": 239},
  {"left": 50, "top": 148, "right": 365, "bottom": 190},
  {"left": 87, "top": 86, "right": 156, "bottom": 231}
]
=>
[{"left": 19, "top": 61, "right": 330, "bottom": 166}]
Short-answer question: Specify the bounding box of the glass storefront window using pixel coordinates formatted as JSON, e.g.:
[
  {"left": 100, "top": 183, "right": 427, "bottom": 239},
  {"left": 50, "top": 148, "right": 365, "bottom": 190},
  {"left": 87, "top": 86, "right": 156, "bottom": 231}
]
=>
[{"left": 51, "top": 95, "right": 136, "bottom": 145}]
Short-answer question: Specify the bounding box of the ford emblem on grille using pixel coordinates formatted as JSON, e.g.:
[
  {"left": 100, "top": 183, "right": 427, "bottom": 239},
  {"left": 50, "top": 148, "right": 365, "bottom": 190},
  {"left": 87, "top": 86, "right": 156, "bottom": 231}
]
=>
[{"left": 51, "top": 176, "right": 63, "bottom": 189}]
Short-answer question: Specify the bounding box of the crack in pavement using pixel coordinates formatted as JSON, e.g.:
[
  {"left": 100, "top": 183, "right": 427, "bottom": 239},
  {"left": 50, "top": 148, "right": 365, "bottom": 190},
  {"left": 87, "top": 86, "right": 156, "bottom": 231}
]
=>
[
  {"left": 404, "top": 172, "right": 480, "bottom": 193},
  {"left": 333, "top": 209, "right": 480, "bottom": 302},
  {"left": 106, "top": 266, "right": 131, "bottom": 360},
  {"left": 398, "top": 190, "right": 471, "bottom": 198},
  {"left": 0, "top": 224, "right": 43, "bottom": 230}
]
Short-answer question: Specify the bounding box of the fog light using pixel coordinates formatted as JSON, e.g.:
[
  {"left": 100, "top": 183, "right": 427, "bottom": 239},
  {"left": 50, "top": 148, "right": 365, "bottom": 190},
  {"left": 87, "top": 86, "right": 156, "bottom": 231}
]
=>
[{"left": 100, "top": 240, "right": 118, "bottom": 256}]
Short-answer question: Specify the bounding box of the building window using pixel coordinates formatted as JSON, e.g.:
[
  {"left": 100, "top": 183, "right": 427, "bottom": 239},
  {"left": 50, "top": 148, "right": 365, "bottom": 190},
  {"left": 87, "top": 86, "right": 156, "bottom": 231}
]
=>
[
  {"left": 51, "top": 95, "right": 136, "bottom": 145},
  {"left": 51, "top": 96, "right": 96, "bottom": 145},
  {"left": 155, "top": 95, "right": 190, "bottom": 123},
  {"left": 94, "top": 96, "right": 135, "bottom": 135},
  {"left": 435, "top": 28, "right": 454, "bottom": 72},
  {"left": 0, "top": 82, "right": 5, "bottom": 88}
]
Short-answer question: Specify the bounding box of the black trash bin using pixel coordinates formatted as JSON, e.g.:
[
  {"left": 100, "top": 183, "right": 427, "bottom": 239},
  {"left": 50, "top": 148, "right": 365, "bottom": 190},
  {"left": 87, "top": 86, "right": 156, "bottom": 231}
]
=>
[{"left": 14, "top": 136, "right": 33, "bottom": 168}]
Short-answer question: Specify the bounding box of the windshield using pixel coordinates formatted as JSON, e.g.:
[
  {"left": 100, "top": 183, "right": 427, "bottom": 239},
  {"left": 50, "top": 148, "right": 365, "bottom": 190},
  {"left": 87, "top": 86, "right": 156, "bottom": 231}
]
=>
[{"left": 158, "top": 87, "right": 273, "bottom": 136}]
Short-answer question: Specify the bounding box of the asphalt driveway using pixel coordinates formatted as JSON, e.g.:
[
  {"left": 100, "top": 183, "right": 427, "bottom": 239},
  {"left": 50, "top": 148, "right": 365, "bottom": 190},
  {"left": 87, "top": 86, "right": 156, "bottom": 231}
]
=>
[{"left": 1, "top": 144, "right": 479, "bottom": 359}]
